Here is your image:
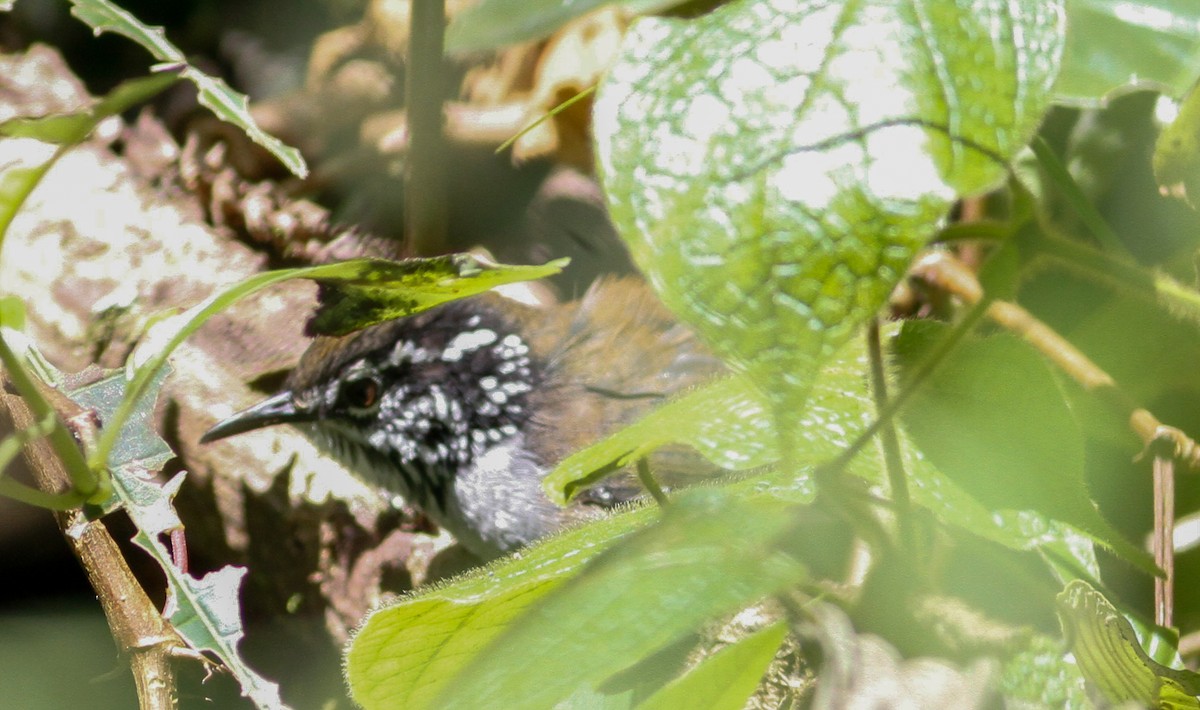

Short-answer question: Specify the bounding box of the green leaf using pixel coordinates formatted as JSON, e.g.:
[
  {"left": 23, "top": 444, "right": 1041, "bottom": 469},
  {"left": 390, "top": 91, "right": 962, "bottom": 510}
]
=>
[
  {"left": 0, "top": 71, "right": 178, "bottom": 145},
  {"left": 998, "top": 633, "right": 1090, "bottom": 708},
  {"left": 0, "top": 163, "right": 55, "bottom": 255},
  {"left": 347, "top": 505, "right": 658, "bottom": 709},
  {"left": 1154, "top": 81, "right": 1200, "bottom": 207},
  {"left": 66, "top": 0, "right": 307, "bottom": 178},
  {"left": 446, "top": 0, "right": 677, "bottom": 54},
  {"left": 95, "top": 254, "right": 560, "bottom": 470},
  {"left": 1057, "top": 579, "right": 1200, "bottom": 706},
  {"left": 305, "top": 254, "right": 570, "bottom": 336},
  {"left": 542, "top": 331, "right": 876, "bottom": 503},
  {"left": 542, "top": 375, "right": 780, "bottom": 504},
  {"left": 1056, "top": 0, "right": 1200, "bottom": 107},
  {"left": 595, "top": 0, "right": 1063, "bottom": 440},
  {"left": 895, "top": 321, "right": 1156, "bottom": 575},
  {"left": 639, "top": 622, "right": 787, "bottom": 710},
  {"left": 66, "top": 370, "right": 289, "bottom": 710},
  {"left": 544, "top": 324, "right": 1094, "bottom": 565},
  {"left": 347, "top": 487, "right": 812, "bottom": 710},
  {"left": 432, "top": 489, "right": 808, "bottom": 710}
]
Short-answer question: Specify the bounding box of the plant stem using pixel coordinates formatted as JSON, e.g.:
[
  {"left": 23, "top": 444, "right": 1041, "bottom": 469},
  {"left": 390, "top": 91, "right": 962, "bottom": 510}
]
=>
[
  {"left": 0, "top": 332, "right": 98, "bottom": 498},
  {"left": 636, "top": 458, "right": 669, "bottom": 507},
  {"left": 1030, "top": 136, "right": 1127, "bottom": 254},
  {"left": 817, "top": 280, "right": 991, "bottom": 479},
  {"left": 865, "top": 318, "right": 911, "bottom": 549},
  {"left": 0, "top": 391, "right": 180, "bottom": 709},
  {"left": 406, "top": 0, "right": 449, "bottom": 254},
  {"left": 1023, "top": 229, "right": 1200, "bottom": 328},
  {"left": 1153, "top": 454, "right": 1175, "bottom": 628}
]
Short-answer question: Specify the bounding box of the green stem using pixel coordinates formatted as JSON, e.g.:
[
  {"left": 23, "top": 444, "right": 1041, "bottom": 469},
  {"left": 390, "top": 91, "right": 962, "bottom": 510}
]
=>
[
  {"left": 1030, "top": 136, "right": 1128, "bottom": 255},
  {"left": 497, "top": 85, "right": 597, "bottom": 155},
  {"left": 405, "top": 0, "right": 449, "bottom": 254},
  {"left": 636, "top": 458, "right": 669, "bottom": 508},
  {"left": 817, "top": 296, "right": 992, "bottom": 479},
  {"left": 865, "top": 319, "right": 911, "bottom": 548},
  {"left": 0, "top": 477, "right": 87, "bottom": 510},
  {"left": 1026, "top": 229, "right": 1200, "bottom": 327},
  {"left": 0, "top": 334, "right": 98, "bottom": 498}
]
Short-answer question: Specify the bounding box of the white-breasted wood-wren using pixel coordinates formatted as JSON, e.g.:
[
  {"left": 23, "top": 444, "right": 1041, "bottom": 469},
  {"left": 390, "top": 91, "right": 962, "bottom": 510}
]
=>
[{"left": 201, "top": 279, "right": 719, "bottom": 559}]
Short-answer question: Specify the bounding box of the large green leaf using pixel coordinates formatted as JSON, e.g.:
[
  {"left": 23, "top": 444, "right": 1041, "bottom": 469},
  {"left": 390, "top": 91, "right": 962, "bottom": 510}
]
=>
[
  {"left": 1057, "top": 580, "right": 1200, "bottom": 707},
  {"left": 348, "top": 487, "right": 813, "bottom": 709},
  {"left": 544, "top": 326, "right": 1100, "bottom": 571},
  {"left": 998, "top": 633, "right": 1090, "bottom": 708},
  {"left": 639, "top": 622, "right": 788, "bottom": 710},
  {"left": 346, "top": 505, "right": 654, "bottom": 710},
  {"left": 595, "top": 0, "right": 1064, "bottom": 442},
  {"left": 895, "top": 322, "right": 1155, "bottom": 574},
  {"left": 1056, "top": 0, "right": 1200, "bottom": 107},
  {"left": 433, "top": 489, "right": 809, "bottom": 709}
]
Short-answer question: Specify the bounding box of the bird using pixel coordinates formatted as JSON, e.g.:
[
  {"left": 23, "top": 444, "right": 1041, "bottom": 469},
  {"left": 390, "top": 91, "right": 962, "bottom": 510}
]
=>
[{"left": 201, "top": 277, "right": 722, "bottom": 560}]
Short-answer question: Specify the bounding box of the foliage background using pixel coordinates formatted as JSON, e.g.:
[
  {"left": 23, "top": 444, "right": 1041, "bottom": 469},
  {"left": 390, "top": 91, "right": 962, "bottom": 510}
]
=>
[{"left": 4, "top": 0, "right": 1200, "bottom": 708}]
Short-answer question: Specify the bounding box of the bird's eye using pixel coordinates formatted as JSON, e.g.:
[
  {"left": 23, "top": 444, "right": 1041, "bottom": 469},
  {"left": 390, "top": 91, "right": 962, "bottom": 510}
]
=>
[{"left": 339, "top": 376, "right": 381, "bottom": 411}]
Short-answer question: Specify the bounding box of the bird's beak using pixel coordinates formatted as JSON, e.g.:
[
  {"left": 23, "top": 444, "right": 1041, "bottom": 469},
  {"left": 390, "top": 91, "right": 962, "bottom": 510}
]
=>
[{"left": 200, "top": 391, "right": 313, "bottom": 443}]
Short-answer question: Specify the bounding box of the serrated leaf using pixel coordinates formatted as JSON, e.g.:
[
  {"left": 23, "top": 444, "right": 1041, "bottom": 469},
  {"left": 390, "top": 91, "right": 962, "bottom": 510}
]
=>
[
  {"left": 639, "top": 622, "right": 787, "bottom": 710},
  {"left": 446, "top": 0, "right": 678, "bottom": 54},
  {"left": 69, "top": 367, "right": 173, "bottom": 477},
  {"left": 158, "top": 563, "right": 286, "bottom": 710},
  {"left": 1056, "top": 0, "right": 1200, "bottom": 107},
  {"left": 895, "top": 321, "right": 1156, "bottom": 575},
  {"left": 595, "top": 0, "right": 1063, "bottom": 433},
  {"left": 1057, "top": 580, "right": 1200, "bottom": 707},
  {"left": 66, "top": 0, "right": 307, "bottom": 178},
  {"left": 305, "top": 254, "right": 569, "bottom": 336},
  {"left": 432, "top": 489, "right": 809, "bottom": 710},
  {"left": 66, "top": 370, "right": 288, "bottom": 710}
]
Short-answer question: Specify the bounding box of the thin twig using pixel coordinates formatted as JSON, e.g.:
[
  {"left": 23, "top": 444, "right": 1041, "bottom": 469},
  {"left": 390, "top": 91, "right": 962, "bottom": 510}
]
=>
[
  {"left": 1153, "top": 453, "right": 1175, "bottom": 628},
  {"left": 0, "top": 389, "right": 181, "bottom": 709}
]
